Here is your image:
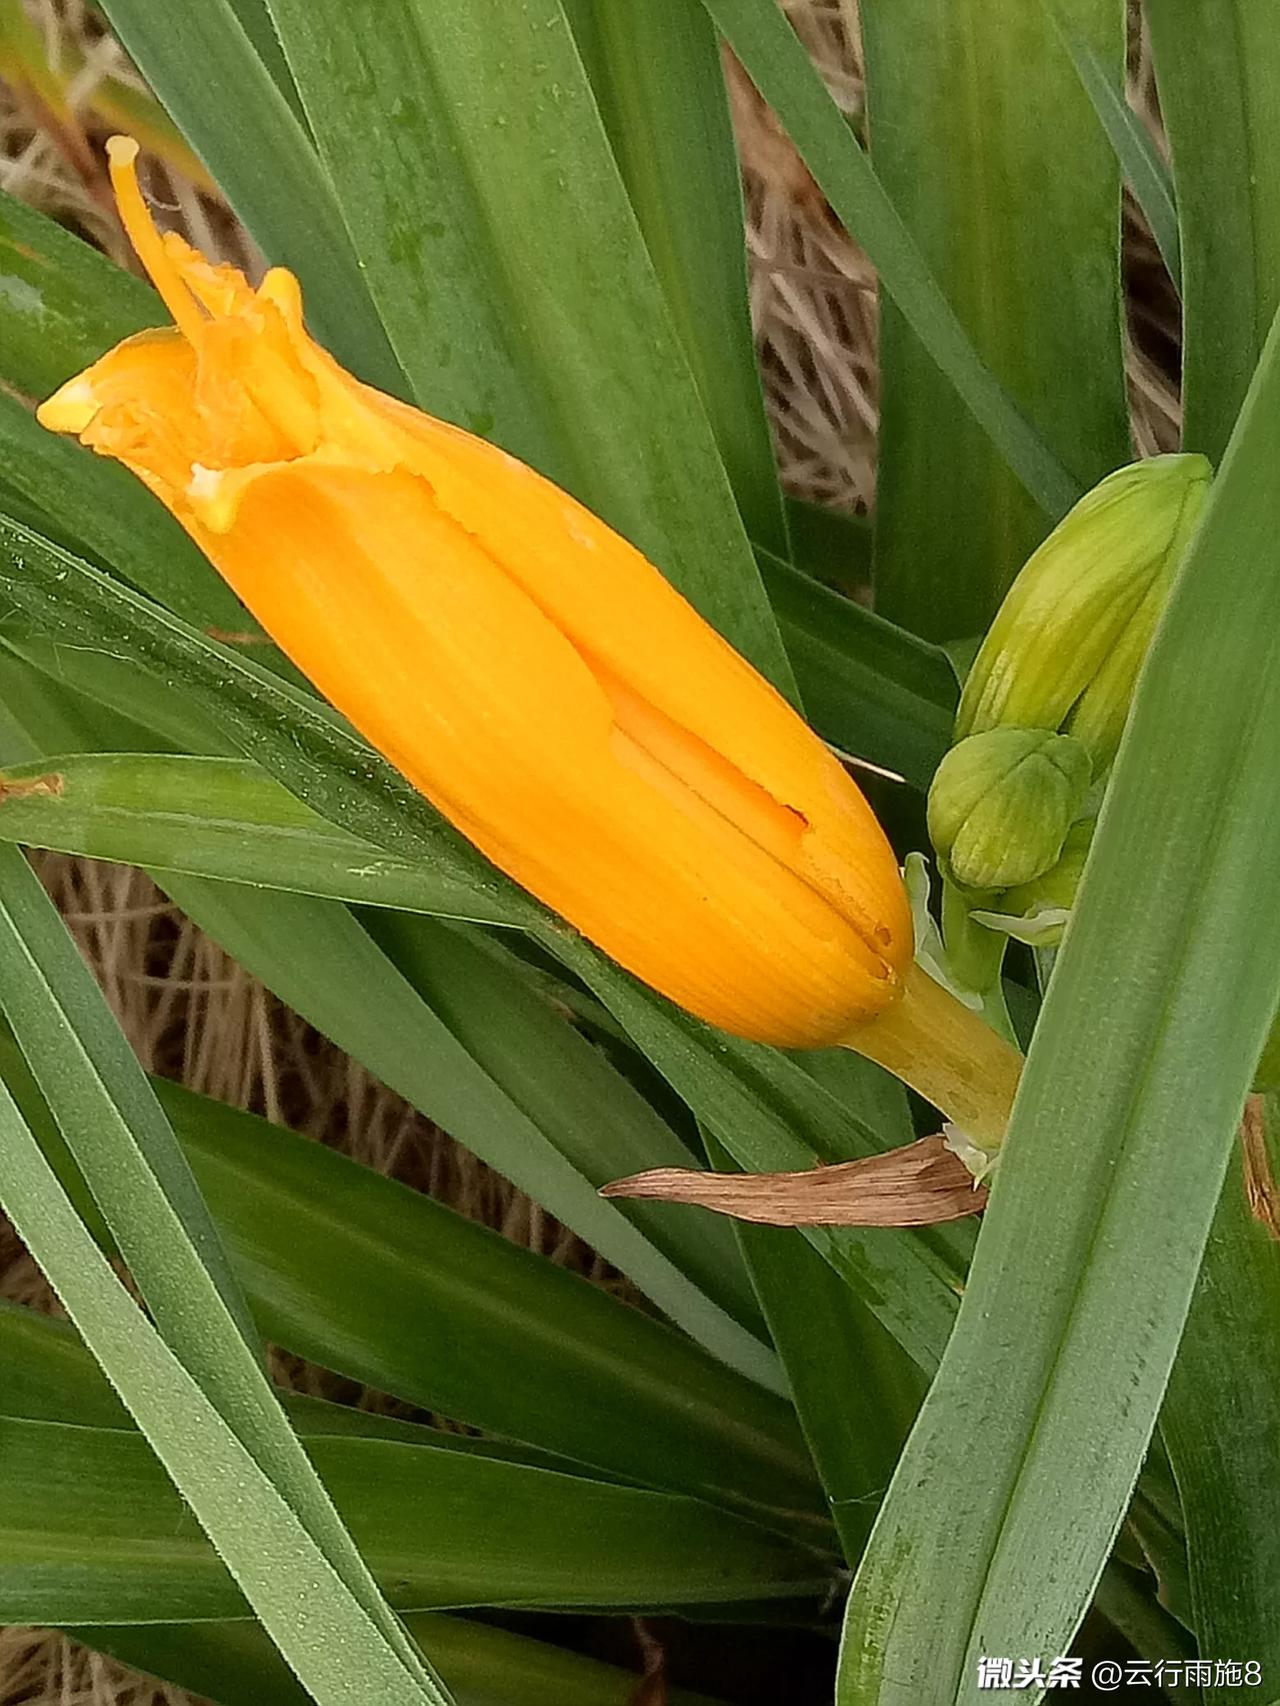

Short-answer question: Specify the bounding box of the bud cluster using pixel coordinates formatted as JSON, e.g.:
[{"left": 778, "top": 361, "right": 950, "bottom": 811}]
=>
[{"left": 928, "top": 455, "right": 1210, "bottom": 954}]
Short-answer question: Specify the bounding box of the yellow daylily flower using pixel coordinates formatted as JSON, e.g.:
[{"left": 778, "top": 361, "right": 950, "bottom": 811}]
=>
[{"left": 41, "top": 138, "right": 922, "bottom": 1052}]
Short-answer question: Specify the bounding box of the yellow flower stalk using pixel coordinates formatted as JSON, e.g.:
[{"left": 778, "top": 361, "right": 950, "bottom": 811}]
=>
[{"left": 39, "top": 139, "right": 1021, "bottom": 1203}]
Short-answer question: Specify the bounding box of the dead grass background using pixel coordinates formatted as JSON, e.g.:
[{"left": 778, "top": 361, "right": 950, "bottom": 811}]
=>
[{"left": 0, "top": 3, "right": 1179, "bottom": 1701}]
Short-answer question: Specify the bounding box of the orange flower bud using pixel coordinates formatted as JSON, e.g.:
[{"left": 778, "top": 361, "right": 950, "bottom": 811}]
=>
[{"left": 39, "top": 138, "right": 914, "bottom": 1050}]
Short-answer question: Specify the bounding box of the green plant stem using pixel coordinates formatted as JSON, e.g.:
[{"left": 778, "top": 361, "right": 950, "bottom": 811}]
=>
[{"left": 843, "top": 963, "right": 1022, "bottom": 1151}]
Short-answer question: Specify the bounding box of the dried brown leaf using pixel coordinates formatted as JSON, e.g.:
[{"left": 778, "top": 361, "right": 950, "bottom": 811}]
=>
[
  {"left": 1241, "top": 1093, "right": 1280, "bottom": 1241},
  {"left": 602, "top": 1135, "right": 986, "bottom": 1228}
]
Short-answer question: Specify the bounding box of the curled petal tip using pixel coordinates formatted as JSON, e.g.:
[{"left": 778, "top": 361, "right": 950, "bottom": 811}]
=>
[{"left": 35, "top": 376, "right": 98, "bottom": 434}]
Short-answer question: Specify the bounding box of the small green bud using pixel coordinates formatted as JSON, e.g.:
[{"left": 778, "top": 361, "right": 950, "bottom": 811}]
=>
[
  {"left": 927, "top": 727, "right": 1091, "bottom": 893},
  {"left": 971, "top": 819, "right": 1095, "bottom": 947},
  {"left": 956, "top": 455, "right": 1212, "bottom": 760}
]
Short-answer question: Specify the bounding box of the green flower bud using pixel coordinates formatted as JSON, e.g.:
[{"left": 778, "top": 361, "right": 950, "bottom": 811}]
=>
[
  {"left": 927, "top": 727, "right": 1091, "bottom": 893},
  {"left": 1063, "top": 570, "right": 1166, "bottom": 775},
  {"left": 971, "top": 818, "right": 1095, "bottom": 947},
  {"left": 956, "top": 455, "right": 1212, "bottom": 764}
]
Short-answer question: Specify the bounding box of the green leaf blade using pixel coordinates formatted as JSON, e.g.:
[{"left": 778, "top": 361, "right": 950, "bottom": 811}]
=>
[
  {"left": 699, "top": 0, "right": 1081, "bottom": 523},
  {"left": 861, "top": 0, "right": 1130, "bottom": 639},
  {"left": 565, "top": 0, "right": 789, "bottom": 555},
  {"left": 0, "top": 1413, "right": 831, "bottom": 1623},
  {"left": 1161, "top": 1109, "right": 1280, "bottom": 1701},
  {"left": 1147, "top": 0, "right": 1280, "bottom": 461},
  {"left": 0, "top": 1079, "right": 450, "bottom": 1704}
]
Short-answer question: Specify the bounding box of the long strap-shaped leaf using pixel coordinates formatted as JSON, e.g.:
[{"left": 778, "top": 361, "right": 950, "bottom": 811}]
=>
[
  {"left": 0, "top": 1051, "right": 820, "bottom": 1529},
  {"left": 563, "top": 0, "right": 789, "bottom": 557},
  {"left": 0, "top": 1411, "right": 829, "bottom": 1622},
  {"left": 0, "top": 846, "right": 450, "bottom": 1699},
  {"left": 697, "top": 0, "right": 1079, "bottom": 520},
  {"left": 836, "top": 307, "right": 1280, "bottom": 1704},
  {"left": 79, "top": 1615, "right": 729, "bottom": 1706},
  {"left": 706, "top": 1118, "right": 928, "bottom": 1568},
  {"left": 0, "top": 754, "right": 540, "bottom": 925},
  {"left": 1161, "top": 1109, "right": 1280, "bottom": 1702},
  {"left": 1047, "top": 4, "right": 1180, "bottom": 286},
  {"left": 1146, "top": 0, "right": 1280, "bottom": 463},
  {"left": 861, "top": 0, "right": 1129, "bottom": 639}
]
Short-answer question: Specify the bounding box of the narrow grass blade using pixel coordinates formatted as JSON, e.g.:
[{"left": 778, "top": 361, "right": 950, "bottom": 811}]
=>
[
  {"left": 0, "top": 1064, "right": 821, "bottom": 1533},
  {"left": 0, "top": 754, "right": 526, "bottom": 926},
  {"left": 836, "top": 305, "right": 1280, "bottom": 1704},
  {"left": 262, "top": 0, "right": 792, "bottom": 688},
  {"left": 96, "top": 0, "right": 404, "bottom": 393},
  {"left": 1146, "top": 0, "right": 1280, "bottom": 461},
  {"left": 698, "top": 0, "right": 1080, "bottom": 521},
  {"left": 1049, "top": 7, "right": 1180, "bottom": 285},
  {"left": 708, "top": 1087, "right": 927, "bottom": 1567},
  {"left": 565, "top": 0, "right": 788, "bottom": 556},
  {"left": 219, "top": 0, "right": 305, "bottom": 122},
  {"left": 0, "top": 1412, "right": 830, "bottom": 1622},
  {"left": 0, "top": 1083, "right": 449, "bottom": 1703},
  {"left": 1161, "top": 1104, "right": 1280, "bottom": 1700},
  {"left": 0, "top": 845, "right": 257, "bottom": 1346},
  {"left": 860, "top": 0, "right": 1129, "bottom": 639},
  {"left": 0, "top": 844, "right": 451, "bottom": 1699},
  {"left": 77, "top": 1618, "right": 728, "bottom": 1706},
  {"left": 730, "top": 1216, "right": 925, "bottom": 1565},
  {"left": 158, "top": 874, "right": 779, "bottom": 1390},
  {"left": 2, "top": 1299, "right": 521, "bottom": 1449},
  {"left": 1127, "top": 1433, "right": 1193, "bottom": 1631}
]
